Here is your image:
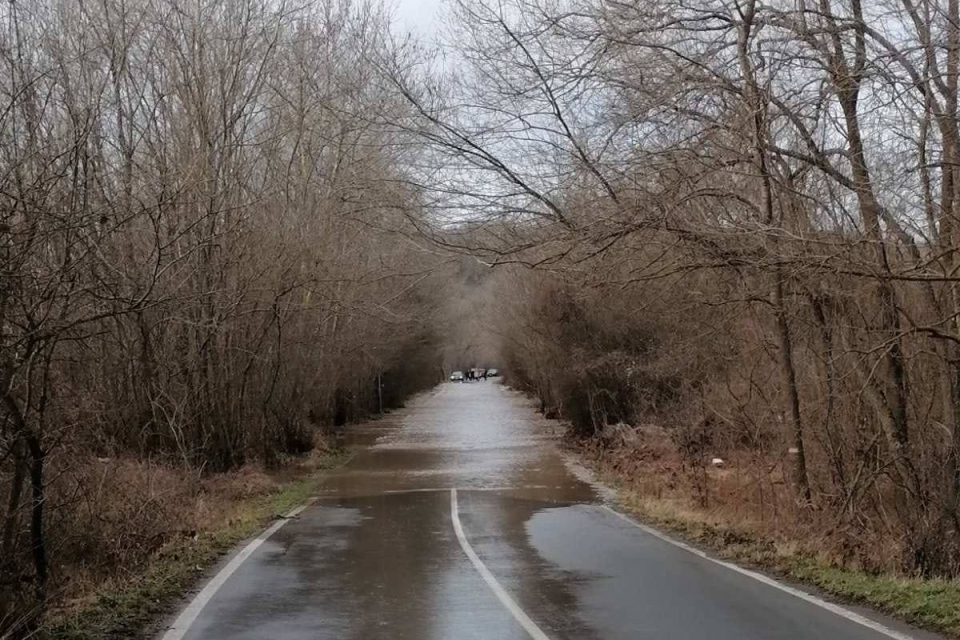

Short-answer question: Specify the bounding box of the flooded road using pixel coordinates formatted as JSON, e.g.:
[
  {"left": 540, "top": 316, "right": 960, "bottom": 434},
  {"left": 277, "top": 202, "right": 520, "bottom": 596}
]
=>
[{"left": 163, "top": 382, "right": 939, "bottom": 640}]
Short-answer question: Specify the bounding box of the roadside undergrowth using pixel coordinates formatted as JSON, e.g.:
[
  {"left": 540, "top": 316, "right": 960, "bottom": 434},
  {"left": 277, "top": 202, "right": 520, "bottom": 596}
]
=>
[
  {"left": 578, "top": 448, "right": 960, "bottom": 638},
  {"left": 39, "top": 448, "right": 353, "bottom": 640}
]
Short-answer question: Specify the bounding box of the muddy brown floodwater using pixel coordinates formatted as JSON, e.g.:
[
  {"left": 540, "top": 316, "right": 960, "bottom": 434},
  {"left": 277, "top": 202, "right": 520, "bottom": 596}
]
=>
[{"left": 162, "top": 382, "right": 943, "bottom": 640}]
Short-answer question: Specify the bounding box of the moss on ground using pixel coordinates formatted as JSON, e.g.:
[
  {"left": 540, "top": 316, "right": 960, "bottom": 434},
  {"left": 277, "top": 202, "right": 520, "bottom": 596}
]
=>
[{"left": 42, "top": 450, "right": 353, "bottom": 640}]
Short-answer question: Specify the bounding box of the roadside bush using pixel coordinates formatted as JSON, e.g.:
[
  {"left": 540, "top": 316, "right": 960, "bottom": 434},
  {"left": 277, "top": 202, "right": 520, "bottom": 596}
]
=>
[{"left": 489, "top": 246, "right": 960, "bottom": 578}]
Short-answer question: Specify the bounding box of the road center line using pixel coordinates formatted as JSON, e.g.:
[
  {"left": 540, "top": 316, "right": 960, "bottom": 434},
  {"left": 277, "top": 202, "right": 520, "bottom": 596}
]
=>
[
  {"left": 449, "top": 489, "right": 553, "bottom": 640},
  {"left": 160, "top": 499, "right": 316, "bottom": 640},
  {"left": 601, "top": 505, "right": 919, "bottom": 640}
]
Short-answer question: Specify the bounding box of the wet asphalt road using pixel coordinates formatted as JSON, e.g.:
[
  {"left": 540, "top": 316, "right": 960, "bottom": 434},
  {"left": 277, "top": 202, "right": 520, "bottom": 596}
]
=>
[{"left": 166, "top": 382, "right": 941, "bottom": 640}]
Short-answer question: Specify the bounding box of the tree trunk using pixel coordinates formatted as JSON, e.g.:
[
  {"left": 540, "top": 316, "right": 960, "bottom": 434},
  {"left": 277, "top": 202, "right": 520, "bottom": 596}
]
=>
[
  {"left": 1, "top": 437, "right": 26, "bottom": 563},
  {"left": 738, "top": 0, "right": 811, "bottom": 501},
  {"left": 834, "top": 68, "right": 912, "bottom": 478},
  {"left": 26, "top": 434, "right": 47, "bottom": 603},
  {"left": 775, "top": 278, "right": 812, "bottom": 502}
]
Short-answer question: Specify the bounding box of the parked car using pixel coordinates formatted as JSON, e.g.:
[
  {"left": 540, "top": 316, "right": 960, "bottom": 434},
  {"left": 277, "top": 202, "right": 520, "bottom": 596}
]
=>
[
  {"left": 450, "top": 370, "right": 464, "bottom": 382},
  {"left": 486, "top": 368, "right": 499, "bottom": 377}
]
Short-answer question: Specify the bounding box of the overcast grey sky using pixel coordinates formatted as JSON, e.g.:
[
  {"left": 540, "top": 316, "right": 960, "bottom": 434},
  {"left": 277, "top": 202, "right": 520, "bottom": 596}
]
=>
[{"left": 392, "top": 0, "right": 444, "bottom": 37}]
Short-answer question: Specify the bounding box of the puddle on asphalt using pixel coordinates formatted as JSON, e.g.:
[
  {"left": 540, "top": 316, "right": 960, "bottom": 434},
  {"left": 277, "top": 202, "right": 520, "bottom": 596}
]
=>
[
  {"left": 317, "top": 383, "right": 597, "bottom": 499},
  {"left": 179, "top": 383, "right": 947, "bottom": 640}
]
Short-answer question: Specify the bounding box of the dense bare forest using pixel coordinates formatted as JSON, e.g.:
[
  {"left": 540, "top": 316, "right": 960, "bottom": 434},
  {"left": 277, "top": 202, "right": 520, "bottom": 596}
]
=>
[
  {"left": 5, "top": 0, "right": 960, "bottom": 635},
  {"left": 0, "top": 0, "right": 444, "bottom": 634},
  {"left": 386, "top": 0, "right": 960, "bottom": 581}
]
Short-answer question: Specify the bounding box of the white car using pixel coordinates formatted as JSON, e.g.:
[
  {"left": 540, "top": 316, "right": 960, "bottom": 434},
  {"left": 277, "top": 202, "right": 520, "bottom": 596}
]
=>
[{"left": 450, "top": 371, "right": 464, "bottom": 382}]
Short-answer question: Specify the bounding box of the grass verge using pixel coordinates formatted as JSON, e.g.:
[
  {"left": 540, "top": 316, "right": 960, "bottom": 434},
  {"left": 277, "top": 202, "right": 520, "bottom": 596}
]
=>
[
  {"left": 593, "top": 467, "right": 960, "bottom": 638},
  {"left": 41, "top": 449, "right": 353, "bottom": 640}
]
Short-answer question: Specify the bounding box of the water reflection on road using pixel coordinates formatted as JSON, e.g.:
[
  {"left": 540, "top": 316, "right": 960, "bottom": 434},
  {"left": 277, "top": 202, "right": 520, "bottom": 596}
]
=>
[{"left": 175, "top": 382, "right": 942, "bottom": 640}]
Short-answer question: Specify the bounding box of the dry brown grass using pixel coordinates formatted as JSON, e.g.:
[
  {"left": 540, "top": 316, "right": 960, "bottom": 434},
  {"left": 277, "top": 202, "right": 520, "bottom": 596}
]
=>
[
  {"left": 576, "top": 424, "right": 898, "bottom": 574},
  {"left": 0, "top": 441, "right": 350, "bottom": 639},
  {"left": 50, "top": 459, "right": 279, "bottom": 606}
]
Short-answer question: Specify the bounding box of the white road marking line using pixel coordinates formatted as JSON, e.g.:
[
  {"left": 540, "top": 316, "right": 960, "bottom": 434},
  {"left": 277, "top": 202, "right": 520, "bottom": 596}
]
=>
[
  {"left": 601, "top": 505, "right": 919, "bottom": 640},
  {"left": 160, "top": 498, "right": 316, "bottom": 640},
  {"left": 450, "top": 489, "right": 553, "bottom": 640}
]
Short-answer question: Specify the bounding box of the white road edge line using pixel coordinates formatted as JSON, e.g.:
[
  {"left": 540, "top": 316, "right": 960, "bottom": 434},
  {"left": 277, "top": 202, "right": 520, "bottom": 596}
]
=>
[
  {"left": 450, "top": 489, "right": 553, "bottom": 640},
  {"left": 601, "top": 505, "right": 919, "bottom": 640},
  {"left": 160, "top": 498, "right": 316, "bottom": 640}
]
